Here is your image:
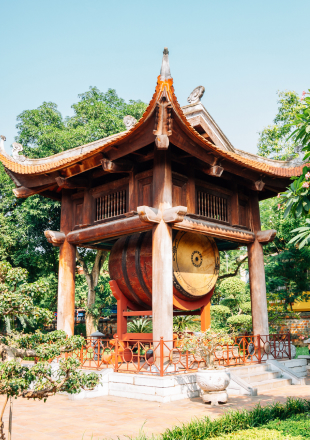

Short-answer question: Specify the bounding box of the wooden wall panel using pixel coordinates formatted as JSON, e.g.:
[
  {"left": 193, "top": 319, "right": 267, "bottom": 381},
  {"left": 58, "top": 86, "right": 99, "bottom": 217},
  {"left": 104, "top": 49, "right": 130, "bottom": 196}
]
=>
[
  {"left": 172, "top": 176, "right": 187, "bottom": 207},
  {"left": 75, "top": 202, "right": 83, "bottom": 226},
  {"left": 138, "top": 176, "right": 153, "bottom": 207}
]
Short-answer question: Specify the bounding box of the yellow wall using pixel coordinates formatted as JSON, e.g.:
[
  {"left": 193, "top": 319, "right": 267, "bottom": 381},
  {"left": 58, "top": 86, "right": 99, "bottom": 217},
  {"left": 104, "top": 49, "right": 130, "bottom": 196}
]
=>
[{"left": 292, "top": 294, "right": 310, "bottom": 312}]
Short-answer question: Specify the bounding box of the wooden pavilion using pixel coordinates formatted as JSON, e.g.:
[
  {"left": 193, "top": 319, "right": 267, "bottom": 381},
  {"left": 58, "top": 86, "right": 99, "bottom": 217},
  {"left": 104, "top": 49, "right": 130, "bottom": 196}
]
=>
[{"left": 0, "top": 48, "right": 305, "bottom": 343}]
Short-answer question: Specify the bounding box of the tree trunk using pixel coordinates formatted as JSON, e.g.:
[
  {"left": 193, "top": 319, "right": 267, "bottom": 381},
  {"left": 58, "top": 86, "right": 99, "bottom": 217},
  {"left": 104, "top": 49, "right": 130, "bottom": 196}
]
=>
[
  {"left": 76, "top": 249, "right": 109, "bottom": 337},
  {"left": 0, "top": 395, "right": 8, "bottom": 440},
  {"left": 85, "top": 286, "right": 96, "bottom": 336}
]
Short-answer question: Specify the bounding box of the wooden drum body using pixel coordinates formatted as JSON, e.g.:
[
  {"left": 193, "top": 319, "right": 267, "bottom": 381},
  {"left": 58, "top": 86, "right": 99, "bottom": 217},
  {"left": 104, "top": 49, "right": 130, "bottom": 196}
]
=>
[{"left": 109, "top": 231, "right": 220, "bottom": 310}]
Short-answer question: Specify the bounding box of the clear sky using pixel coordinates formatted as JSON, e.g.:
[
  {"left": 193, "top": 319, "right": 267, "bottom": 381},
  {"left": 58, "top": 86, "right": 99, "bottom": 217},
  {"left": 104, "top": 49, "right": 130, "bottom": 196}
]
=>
[{"left": 1, "top": 0, "right": 309, "bottom": 155}]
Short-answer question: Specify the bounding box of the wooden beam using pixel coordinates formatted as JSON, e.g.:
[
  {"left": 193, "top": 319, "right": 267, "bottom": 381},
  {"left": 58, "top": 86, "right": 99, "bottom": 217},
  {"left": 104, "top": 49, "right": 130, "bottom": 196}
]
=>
[
  {"left": 44, "top": 230, "right": 66, "bottom": 246},
  {"left": 174, "top": 216, "right": 255, "bottom": 244},
  {"left": 256, "top": 229, "right": 277, "bottom": 244},
  {"left": 55, "top": 176, "right": 88, "bottom": 189},
  {"left": 13, "top": 184, "right": 55, "bottom": 198},
  {"left": 101, "top": 158, "right": 133, "bottom": 173},
  {"left": 66, "top": 215, "right": 153, "bottom": 245},
  {"left": 107, "top": 118, "right": 155, "bottom": 161},
  {"left": 123, "top": 311, "right": 152, "bottom": 316}
]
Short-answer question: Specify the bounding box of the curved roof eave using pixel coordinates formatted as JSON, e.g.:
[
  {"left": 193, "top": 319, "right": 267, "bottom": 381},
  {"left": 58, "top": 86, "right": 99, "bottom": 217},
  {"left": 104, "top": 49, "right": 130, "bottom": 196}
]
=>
[{"left": 0, "top": 76, "right": 307, "bottom": 179}]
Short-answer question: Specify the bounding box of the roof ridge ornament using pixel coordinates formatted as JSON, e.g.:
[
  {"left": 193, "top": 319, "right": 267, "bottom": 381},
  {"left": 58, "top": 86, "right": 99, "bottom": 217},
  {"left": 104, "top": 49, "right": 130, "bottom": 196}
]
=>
[
  {"left": 0, "top": 135, "right": 6, "bottom": 153},
  {"left": 123, "top": 115, "right": 137, "bottom": 131},
  {"left": 160, "top": 47, "right": 172, "bottom": 81},
  {"left": 187, "top": 86, "right": 205, "bottom": 105},
  {"left": 12, "top": 142, "right": 26, "bottom": 162}
]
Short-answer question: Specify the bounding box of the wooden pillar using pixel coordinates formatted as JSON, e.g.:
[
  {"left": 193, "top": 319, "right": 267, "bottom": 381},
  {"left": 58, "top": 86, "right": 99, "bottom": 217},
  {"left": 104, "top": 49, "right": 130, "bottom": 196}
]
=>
[
  {"left": 247, "top": 194, "right": 269, "bottom": 336},
  {"left": 57, "top": 190, "right": 76, "bottom": 336},
  {"left": 152, "top": 146, "right": 173, "bottom": 345},
  {"left": 200, "top": 303, "right": 211, "bottom": 331},
  {"left": 231, "top": 184, "right": 239, "bottom": 226},
  {"left": 82, "top": 188, "right": 93, "bottom": 227},
  {"left": 128, "top": 171, "right": 136, "bottom": 211},
  {"left": 186, "top": 164, "right": 195, "bottom": 214}
]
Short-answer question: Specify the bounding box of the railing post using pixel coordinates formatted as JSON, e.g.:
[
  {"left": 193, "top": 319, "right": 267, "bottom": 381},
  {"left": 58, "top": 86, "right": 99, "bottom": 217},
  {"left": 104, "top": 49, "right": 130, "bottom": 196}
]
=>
[
  {"left": 226, "top": 344, "right": 230, "bottom": 366},
  {"left": 160, "top": 337, "right": 164, "bottom": 377},
  {"left": 80, "top": 339, "right": 84, "bottom": 365},
  {"left": 114, "top": 336, "right": 119, "bottom": 372},
  {"left": 288, "top": 332, "right": 291, "bottom": 359},
  {"left": 242, "top": 336, "right": 246, "bottom": 363},
  {"left": 257, "top": 335, "right": 261, "bottom": 363},
  {"left": 186, "top": 350, "right": 189, "bottom": 371}
]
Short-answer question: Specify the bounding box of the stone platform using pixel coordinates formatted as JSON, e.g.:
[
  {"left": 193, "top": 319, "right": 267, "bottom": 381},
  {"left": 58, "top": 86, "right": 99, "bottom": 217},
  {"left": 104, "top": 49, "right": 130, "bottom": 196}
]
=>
[
  {"left": 67, "top": 357, "right": 308, "bottom": 402},
  {"left": 1, "top": 375, "right": 309, "bottom": 440}
]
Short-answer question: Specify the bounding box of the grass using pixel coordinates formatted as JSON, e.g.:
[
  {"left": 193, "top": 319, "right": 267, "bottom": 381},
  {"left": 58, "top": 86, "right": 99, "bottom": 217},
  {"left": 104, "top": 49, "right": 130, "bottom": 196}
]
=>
[
  {"left": 161, "top": 398, "right": 310, "bottom": 440},
  {"left": 295, "top": 346, "right": 309, "bottom": 357},
  {"left": 115, "top": 399, "right": 310, "bottom": 440}
]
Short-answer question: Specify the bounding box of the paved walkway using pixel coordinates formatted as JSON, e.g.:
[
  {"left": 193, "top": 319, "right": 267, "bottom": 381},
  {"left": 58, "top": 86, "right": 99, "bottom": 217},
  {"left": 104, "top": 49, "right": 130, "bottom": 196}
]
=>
[{"left": 1, "top": 376, "right": 310, "bottom": 440}]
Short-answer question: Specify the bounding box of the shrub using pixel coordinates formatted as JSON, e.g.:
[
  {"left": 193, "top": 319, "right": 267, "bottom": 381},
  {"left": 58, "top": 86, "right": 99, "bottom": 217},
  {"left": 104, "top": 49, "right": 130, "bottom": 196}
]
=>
[
  {"left": 161, "top": 398, "right": 310, "bottom": 440},
  {"left": 227, "top": 314, "right": 252, "bottom": 332}
]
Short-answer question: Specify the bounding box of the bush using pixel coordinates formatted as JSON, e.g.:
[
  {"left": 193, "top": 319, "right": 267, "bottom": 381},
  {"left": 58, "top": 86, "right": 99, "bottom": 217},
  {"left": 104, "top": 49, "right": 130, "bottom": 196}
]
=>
[
  {"left": 219, "top": 278, "right": 247, "bottom": 299},
  {"left": 227, "top": 314, "right": 252, "bottom": 332},
  {"left": 211, "top": 428, "right": 297, "bottom": 439},
  {"left": 161, "top": 398, "right": 310, "bottom": 440}
]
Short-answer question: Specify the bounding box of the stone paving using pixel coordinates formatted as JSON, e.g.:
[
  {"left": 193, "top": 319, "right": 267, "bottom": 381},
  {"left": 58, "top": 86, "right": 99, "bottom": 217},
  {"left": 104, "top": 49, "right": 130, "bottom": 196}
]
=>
[{"left": 1, "top": 376, "right": 310, "bottom": 440}]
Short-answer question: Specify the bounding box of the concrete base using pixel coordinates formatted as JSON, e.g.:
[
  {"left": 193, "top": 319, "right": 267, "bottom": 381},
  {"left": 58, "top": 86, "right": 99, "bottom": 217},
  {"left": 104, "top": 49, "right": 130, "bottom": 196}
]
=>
[
  {"left": 69, "top": 369, "right": 200, "bottom": 403},
  {"left": 201, "top": 390, "right": 228, "bottom": 405},
  {"left": 67, "top": 356, "right": 308, "bottom": 402}
]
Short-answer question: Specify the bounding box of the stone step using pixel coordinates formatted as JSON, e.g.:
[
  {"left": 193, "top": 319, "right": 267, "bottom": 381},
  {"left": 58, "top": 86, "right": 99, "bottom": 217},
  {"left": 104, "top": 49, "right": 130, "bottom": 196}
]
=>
[
  {"left": 230, "top": 364, "right": 270, "bottom": 376},
  {"left": 250, "top": 378, "right": 292, "bottom": 392},
  {"left": 239, "top": 371, "right": 280, "bottom": 384}
]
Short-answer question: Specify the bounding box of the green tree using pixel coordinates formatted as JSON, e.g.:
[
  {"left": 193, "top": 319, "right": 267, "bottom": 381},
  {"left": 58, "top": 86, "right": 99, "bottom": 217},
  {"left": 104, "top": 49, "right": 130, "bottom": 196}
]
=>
[
  {"left": 280, "top": 90, "right": 310, "bottom": 245},
  {"left": 259, "top": 197, "right": 310, "bottom": 329},
  {"left": 16, "top": 88, "right": 146, "bottom": 159},
  {"left": 257, "top": 90, "right": 305, "bottom": 160},
  {"left": 211, "top": 278, "right": 252, "bottom": 333},
  {"left": 0, "top": 261, "right": 99, "bottom": 439},
  {"left": 1, "top": 87, "right": 146, "bottom": 334},
  {"left": 0, "top": 164, "right": 60, "bottom": 311}
]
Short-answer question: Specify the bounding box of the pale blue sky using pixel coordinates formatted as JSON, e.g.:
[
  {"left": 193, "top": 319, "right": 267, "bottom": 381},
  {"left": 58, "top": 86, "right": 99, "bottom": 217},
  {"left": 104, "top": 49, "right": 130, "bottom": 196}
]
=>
[{"left": 1, "top": 0, "right": 309, "bottom": 155}]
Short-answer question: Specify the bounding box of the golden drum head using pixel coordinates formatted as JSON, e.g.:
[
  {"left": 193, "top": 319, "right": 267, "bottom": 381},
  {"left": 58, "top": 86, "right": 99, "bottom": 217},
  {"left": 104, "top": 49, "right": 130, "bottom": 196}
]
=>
[{"left": 173, "top": 231, "right": 220, "bottom": 298}]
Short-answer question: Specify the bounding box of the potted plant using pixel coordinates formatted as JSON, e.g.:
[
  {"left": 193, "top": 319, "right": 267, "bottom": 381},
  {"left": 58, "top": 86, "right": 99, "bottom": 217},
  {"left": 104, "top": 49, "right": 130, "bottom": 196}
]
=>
[{"left": 183, "top": 329, "right": 234, "bottom": 405}]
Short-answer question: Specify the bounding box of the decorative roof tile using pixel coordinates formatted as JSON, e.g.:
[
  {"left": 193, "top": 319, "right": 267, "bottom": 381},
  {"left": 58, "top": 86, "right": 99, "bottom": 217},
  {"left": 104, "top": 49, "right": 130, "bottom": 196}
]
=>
[{"left": 0, "top": 75, "right": 306, "bottom": 178}]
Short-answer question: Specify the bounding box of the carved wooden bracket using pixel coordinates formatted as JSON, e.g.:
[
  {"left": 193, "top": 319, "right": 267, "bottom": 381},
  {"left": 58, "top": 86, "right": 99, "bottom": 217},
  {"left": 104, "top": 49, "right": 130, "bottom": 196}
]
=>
[
  {"left": 153, "top": 88, "right": 173, "bottom": 150},
  {"left": 256, "top": 229, "right": 277, "bottom": 244},
  {"left": 13, "top": 184, "right": 54, "bottom": 198},
  {"left": 44, "top": 230, "right": 66, "bottom": 246},
  {"left": 137, "top": 205, "right": 187, "bottom": 224},
  {"left": 162, "top": 206, "right": 188, "bottom": 223},
  {"left": 252, "top": 179, "right": 265, "bottom": 191},
  {"left": 13, "top": 186, "right": 38, "bottom": 198},
  {"left": 55, "top": 176, "right": 88, "bottom": 189},
  {"left": 204, "top": 165, "right": 224, "bottom": 177},
  {"left": 137, "top": 206, "right": 161, "bottom": 223},
  {"left": 101, "top": 158, "right": 133, "bottom": 173}
]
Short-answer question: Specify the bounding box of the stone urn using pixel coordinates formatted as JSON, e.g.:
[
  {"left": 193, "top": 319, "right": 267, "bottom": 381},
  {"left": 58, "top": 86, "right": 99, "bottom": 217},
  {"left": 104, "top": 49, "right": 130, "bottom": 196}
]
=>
[{"left": 196, "top": 367, "right": 231, "bottom": 405}]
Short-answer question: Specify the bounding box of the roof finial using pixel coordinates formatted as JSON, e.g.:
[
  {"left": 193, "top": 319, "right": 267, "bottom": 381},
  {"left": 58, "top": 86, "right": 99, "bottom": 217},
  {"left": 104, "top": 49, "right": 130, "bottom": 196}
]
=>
[
  {"left": 0, "top": 135, "right": 6, "bottom": 153},
  {"left": 160, "top": 47, "right": 172, "bottom": 81}
]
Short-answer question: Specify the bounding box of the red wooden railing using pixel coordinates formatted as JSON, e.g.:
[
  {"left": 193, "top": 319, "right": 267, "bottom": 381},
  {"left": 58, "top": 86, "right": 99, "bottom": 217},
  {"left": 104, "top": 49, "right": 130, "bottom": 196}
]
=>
[{"left": 54, "top": 333, "right": 291, "bottom": 376}]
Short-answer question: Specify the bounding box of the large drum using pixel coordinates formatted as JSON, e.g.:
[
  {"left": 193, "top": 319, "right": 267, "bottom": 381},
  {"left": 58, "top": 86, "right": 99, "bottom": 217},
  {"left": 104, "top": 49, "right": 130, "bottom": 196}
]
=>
[{"left": 109, "top": 231, "right": 220, "bottom": 310}]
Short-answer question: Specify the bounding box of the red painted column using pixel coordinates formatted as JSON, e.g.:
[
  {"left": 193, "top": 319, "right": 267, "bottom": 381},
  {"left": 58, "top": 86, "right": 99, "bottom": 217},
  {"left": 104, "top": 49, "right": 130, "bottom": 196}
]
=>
[
  {"left": 247, "top": 195, "right": 269, "bottom": 336},
  {"left": 57, "top": 190, "right": 76, "bottom": 336}
]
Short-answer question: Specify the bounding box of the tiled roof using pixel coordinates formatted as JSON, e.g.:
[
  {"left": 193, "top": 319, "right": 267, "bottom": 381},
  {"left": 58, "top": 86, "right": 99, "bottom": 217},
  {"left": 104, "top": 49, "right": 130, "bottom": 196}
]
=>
[{"left": 0, "top": 77, "right": 306, "bottom": 178}]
